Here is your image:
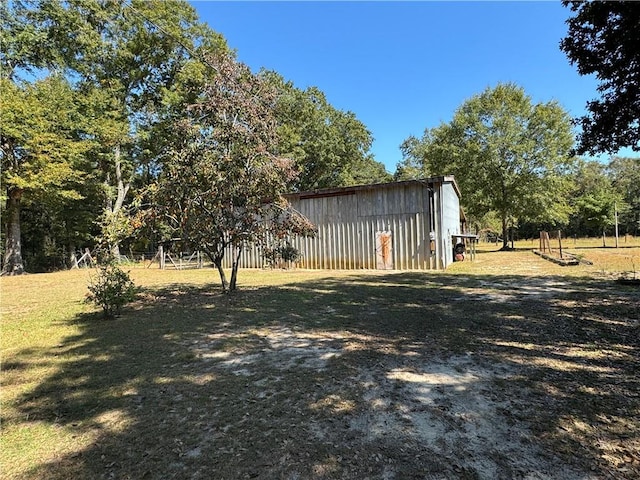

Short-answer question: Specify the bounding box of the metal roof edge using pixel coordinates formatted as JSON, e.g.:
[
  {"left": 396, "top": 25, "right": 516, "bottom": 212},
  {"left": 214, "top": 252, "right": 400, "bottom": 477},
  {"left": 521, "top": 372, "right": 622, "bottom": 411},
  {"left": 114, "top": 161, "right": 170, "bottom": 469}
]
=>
[{"left": 285, "top": 176, "right": 461, "bottom": 200}]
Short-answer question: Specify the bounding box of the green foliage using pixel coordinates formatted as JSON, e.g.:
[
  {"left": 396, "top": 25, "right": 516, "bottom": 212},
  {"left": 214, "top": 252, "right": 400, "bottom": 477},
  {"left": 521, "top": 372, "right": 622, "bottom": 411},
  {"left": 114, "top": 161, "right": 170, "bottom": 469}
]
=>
[
  {"left": 569, "top": 159, "right": 627, "bottom": 243},
  {"left": 608, "top": 157, "right": 640, "bottom": 235},
  {"left": 98, "top": 208, "right": 135, "bottom": 256},
  {"left": 395, "top": 135, "right": 430, "bottom": 181},
  {"left": 0, "top": 76, "right": 89, "bottom": 196},
  {"left": 1, "top": 75, "right": 90, "bottom": 274},
  {"left": 400, "top": 83, "right": 575, "bottom": 247},
  {"left": 87, "top": 263, "right": 137, "bottom": 318},
  {"left": 263, "top": 71, "right": 391, "bottom": 190},
  {"left": 560, "top": 2, "right": 640, "bottom": 155},
  {"left": 0, "top": 0, "right": 227, "bottom": 272},
  {"left": 263, "top": 242, "right": 301, "bottom": 268}
]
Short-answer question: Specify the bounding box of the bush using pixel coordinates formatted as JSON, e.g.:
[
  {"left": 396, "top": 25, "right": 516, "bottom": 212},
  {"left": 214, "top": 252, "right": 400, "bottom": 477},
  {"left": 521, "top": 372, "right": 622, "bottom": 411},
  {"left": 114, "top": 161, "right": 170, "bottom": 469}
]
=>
[
  {"left": 87, "top": 263, "right": 137, "bottom": 318},
  {"left": 263, "top": 242, "right": 301, "bottom": 268}
]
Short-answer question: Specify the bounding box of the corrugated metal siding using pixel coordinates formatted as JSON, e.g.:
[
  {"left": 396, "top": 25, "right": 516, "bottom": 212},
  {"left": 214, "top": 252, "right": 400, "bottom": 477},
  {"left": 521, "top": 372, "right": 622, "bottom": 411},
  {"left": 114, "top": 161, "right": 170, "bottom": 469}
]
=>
[
  {"left": 293, "top": 183, "right": 431, "bottom": 270},
  {"left": 221, "top": 179, "right": 460, "bottom": 270}
]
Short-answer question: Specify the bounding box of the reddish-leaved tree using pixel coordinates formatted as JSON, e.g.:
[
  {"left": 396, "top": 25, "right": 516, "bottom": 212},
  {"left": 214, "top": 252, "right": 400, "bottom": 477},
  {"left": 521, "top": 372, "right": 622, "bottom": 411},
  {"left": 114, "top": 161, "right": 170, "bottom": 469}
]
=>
[{"left": 156, "top": 52, "right": 314, "bottom": 292}]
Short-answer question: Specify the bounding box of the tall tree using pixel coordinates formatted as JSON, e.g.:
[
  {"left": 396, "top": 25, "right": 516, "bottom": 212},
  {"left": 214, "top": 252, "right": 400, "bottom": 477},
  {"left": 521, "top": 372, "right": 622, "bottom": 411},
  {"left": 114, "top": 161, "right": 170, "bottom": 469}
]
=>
[
  {"left": 400, "top": 83, "right": 575, "bottom": 249},
  {"left": 560, "top": 1, "right": 640, "bottom": 155},
  {"left": 570, "top": 159, "right": 625, "bottom": 246},
  {"left": 1, "top": 76, "right": 89, "bottom": 274},
  {"left": 5, "top": 0, "right": 228, "bottom": 260},
  {"left": 608, "top": 157, "right": 640, "bottom": 235},
  {"left": 395, "top": 133, "right": 432, "bottom": 181},
  {"left": 156, "top": 53, "right": 314, "bottom": 292},
  {"left": 264, "top": 72, "right": 391, "bottom": 190}
]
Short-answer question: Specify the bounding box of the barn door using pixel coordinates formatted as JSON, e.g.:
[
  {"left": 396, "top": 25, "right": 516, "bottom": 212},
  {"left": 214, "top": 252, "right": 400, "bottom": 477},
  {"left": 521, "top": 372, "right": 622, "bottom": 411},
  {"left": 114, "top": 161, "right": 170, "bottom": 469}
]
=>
[{"left": 375, "top": 231, "right": 393, "bottom": 270}]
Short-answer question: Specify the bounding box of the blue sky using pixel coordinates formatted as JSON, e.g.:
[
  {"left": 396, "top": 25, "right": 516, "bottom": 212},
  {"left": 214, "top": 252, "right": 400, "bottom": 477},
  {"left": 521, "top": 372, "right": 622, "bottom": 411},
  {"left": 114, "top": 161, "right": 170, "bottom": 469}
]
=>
[{"left": 191, "top": 1, "right": 634, "bottom": 173}]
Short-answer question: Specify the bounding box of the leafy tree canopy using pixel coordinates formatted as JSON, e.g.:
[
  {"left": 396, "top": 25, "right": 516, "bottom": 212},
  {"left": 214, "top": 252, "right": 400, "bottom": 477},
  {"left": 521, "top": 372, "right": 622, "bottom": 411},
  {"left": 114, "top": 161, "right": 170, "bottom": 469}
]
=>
[
  {"left": 1, "top": 75, "right": 90, "bottom": 274},
  {"left": 155, "top": 53, "right": 314, "bottom": 292},
  {"left": 570, "top": 159, "right": 626, "bottom": 246},
  {"left": 560, "top": 1, "right": 640, "bottom": 155},
  {"left": 263, "top": 71, "right": 391, "bottom": 191},
  {"left": 1, "top": 0, "right": 228, "bottom": 272},
  {"left": 399, "top": 83, "right": 575, "bottom": 248},
  {"left": 608, "top": 156, "right": 640, "bottom": 235}
]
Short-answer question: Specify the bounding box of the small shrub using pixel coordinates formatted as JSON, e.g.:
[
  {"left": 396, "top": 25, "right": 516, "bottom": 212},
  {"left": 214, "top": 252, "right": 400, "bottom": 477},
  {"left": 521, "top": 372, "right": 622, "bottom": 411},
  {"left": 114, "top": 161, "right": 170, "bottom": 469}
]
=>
[
  {"left": 87, "top": 263, "right": 137, "bottom": 318},
  {"left": 279, "top": 244, "right": 301, "bottom": 263},
  {"left": 263, "top": 242, "right": 300, "bottom": 268}
]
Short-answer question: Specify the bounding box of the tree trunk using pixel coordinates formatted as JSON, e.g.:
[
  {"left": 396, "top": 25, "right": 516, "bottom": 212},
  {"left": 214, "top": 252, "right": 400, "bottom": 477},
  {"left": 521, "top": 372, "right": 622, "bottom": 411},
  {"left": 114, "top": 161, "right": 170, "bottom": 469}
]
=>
[
  {"left": 104, "top": 144, "right": 131, "bottom": 259},
  {"left": 214, "top": 257, "right": 228, "bottom": 292},
  {"left": 2, "top": 188, "right": 25, "bottom": 275},
  {"left": 501, "top": 216, "right": 509, "bottom": 250},
  {"left": 68, "top": 243, "right": 76, "bottom": 269},
  {"left": 602, "top": 229, "right": 607, "bottom": 248},
  {"left": 229, "top": 245, "right": 243, "bottom": 292}
]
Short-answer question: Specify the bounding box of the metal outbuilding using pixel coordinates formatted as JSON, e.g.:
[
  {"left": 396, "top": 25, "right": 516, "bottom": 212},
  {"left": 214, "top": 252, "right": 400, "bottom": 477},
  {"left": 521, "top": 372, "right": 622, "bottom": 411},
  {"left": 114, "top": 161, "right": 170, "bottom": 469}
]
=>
[{"left": 231, "top": 176, "right": 465, "bottom": 270}]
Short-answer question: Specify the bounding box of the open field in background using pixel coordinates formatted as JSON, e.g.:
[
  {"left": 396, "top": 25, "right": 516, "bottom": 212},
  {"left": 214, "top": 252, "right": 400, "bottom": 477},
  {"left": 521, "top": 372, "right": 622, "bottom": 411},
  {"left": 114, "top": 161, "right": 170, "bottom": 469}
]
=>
[
  {"left": 1, "top": 245, "right": 639, "bottom": 479},
  {"left": 474, "top": 237, "right": 640, "bottom": 278}
]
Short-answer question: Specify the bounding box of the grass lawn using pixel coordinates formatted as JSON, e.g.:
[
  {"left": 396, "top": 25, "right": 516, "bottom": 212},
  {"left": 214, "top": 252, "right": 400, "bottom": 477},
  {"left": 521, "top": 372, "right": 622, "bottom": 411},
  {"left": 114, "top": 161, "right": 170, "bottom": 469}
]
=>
[{"left": 1, "top": 244, "right": 639, "bottom": 479}]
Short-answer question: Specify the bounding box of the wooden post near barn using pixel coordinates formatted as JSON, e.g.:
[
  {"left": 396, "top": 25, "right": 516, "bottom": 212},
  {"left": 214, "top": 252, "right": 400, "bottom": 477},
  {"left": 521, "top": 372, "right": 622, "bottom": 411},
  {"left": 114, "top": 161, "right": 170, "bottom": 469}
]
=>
[{"left": 539, "top": 231, "right": 552, "bottom": 254}]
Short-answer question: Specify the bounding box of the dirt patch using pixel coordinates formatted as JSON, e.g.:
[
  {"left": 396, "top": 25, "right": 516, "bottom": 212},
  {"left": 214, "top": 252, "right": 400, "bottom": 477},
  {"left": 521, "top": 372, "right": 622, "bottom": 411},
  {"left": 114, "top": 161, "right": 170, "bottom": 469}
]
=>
[
  {"left": 357, "top": 357, "right": 588, "bottom": 480},
  {"left": 182, "top": 323, "right": 600, "bottom": 479}
]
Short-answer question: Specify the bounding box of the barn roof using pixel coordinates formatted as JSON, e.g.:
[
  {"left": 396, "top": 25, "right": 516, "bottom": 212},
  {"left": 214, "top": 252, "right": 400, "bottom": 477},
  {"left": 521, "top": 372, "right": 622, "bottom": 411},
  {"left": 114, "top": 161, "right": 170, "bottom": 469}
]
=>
[{"left": 284, "top": 176, "right": 461, "bottom": 201}]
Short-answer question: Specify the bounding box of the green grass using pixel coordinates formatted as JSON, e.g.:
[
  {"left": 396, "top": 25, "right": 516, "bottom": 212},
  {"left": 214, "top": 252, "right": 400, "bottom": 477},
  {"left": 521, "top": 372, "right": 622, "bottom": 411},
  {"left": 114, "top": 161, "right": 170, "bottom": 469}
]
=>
[{"left": 1, "top": 248, "right": 639, "bottom": 479}]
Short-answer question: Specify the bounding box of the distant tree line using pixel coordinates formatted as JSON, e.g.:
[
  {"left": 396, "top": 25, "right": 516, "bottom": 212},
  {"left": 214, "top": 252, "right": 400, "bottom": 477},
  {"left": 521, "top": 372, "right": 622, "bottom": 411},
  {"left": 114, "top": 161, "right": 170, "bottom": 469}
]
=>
[
  {"left": 1, "top": 0, "right": 389, "bottom": 277},
  {"left": 395, "top": 1, "right": 640, "bottom": 248},
  {"left": 2, "top": 1, "right": 638, "bottom": 276}
]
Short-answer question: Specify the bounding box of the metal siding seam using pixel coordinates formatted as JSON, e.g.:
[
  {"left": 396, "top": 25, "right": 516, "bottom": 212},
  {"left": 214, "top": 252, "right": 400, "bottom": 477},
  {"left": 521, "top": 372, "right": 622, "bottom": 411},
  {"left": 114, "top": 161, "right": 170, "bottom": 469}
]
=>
[
  {"left": 392, "top": 215, "right": 398, "bottom": 270},
  {"left": 345, "top": 220, "right": 350, "bottom": 269},
  {"left": 325, "top": 221, "right": 330, "bottom": 270},
  {"left": 319, "top": 222, "right": 324, "bottom": 269},
  {"left": 394, "top": 215, "right": 400, "bottom": 270},
  {"left": 329, "top": 221, "right": 334, "bottom": 270},
  {"left": 359, "top": 218, "right": 365, "bottom": 270},
  {"left": 409, "top": 213, "right": 415, "bottom": 270},
  {"left": 337, "top": 220, "right": 340, "bottom": 270},
  {"left": 330, "top": 221, "right": 335, "bottom": 270},
  {"left": 338, "top": 220, "right": 342, "bottom": 270},
  {"left": 399, "top": 215, "right": 405, "bottom": 270}
]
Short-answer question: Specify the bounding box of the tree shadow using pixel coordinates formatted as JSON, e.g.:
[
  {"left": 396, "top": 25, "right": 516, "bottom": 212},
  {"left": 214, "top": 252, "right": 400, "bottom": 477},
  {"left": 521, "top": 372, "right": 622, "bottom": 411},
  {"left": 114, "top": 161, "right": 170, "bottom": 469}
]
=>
[{"left": 8, "top": 271, "right": 639, "bottom": 479}]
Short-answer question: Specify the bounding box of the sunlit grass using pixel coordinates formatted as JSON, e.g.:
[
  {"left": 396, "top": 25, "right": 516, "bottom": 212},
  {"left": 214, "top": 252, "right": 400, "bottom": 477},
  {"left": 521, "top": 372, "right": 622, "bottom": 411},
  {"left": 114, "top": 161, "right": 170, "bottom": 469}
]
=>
[
  {"left": 1, "top": 247, "right": 638, "bottom": 479},
  {"left": 451, "top": 239, "right": 640, "bottom": 279}
]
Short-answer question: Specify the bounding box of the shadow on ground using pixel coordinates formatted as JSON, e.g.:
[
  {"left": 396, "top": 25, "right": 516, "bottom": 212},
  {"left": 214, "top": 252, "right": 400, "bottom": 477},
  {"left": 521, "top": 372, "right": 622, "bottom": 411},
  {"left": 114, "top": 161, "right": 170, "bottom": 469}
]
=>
[{"left": 6, "top": 270, "right": 640, "bottom": 479}]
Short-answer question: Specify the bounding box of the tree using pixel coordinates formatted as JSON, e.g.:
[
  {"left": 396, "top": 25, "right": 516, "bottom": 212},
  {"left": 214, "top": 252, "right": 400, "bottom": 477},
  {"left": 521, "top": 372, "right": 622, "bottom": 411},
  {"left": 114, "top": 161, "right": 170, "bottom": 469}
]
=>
[
  {"left": 607, "top": 157, "right": 640, "bottom": 235},
  {"left": 5, "top": 0, "right": 228, "bottom": 261},
  {"left": 264, "top": 72, "right": 391, "bottom": 190},
  {"left": 156, "top": 53, "right": 314, "bottom": 292},
  {"left": 396, "top": 134, "right": 432, "bottom": 181},
  {"left": 400, "top": 83, "right": 575, "bottom": 249},
  {"left": 1, "top": 76, "right": 89, "bottom": 275},
  {"left": 560, "top": 1, "right": 640, "bottom": 155},
  {"left": 570, "top": 160, "right": 625, "bottom": 246}
]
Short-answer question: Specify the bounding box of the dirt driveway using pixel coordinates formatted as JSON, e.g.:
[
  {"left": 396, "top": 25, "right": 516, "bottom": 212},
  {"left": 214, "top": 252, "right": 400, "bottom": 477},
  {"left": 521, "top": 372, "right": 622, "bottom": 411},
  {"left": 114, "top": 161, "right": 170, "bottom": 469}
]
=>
[{"left": 167, "top": 268, "right": 638, "bottom": 480}]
